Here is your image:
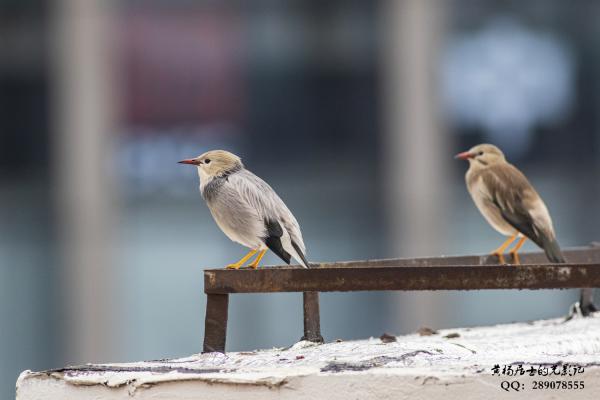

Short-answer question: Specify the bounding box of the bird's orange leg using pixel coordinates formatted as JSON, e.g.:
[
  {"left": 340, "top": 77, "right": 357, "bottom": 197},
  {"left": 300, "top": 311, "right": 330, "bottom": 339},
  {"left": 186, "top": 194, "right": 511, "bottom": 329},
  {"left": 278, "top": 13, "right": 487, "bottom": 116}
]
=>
[
  {"left": 226, "top": 249, "right": 258, "bottom": 269},
  {"left": 247, "top": 249, "right": 267, "bottom": 269},
  {"left": 509, "top": 237, "right": 527, "bottom": 265},
  {"left": 491, "top": 234, "right": 518, "bottom": 264}
]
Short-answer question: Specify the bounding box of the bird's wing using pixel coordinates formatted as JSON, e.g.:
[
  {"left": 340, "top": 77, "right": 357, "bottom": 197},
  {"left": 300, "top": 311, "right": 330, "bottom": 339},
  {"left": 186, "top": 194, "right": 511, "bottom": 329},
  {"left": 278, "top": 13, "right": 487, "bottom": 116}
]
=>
[
  {"left": 228, "top": 170, "right": 308, "bottom": 266},
  {"left": 479, "top": 163, "right": 556, "bottom": 249}
]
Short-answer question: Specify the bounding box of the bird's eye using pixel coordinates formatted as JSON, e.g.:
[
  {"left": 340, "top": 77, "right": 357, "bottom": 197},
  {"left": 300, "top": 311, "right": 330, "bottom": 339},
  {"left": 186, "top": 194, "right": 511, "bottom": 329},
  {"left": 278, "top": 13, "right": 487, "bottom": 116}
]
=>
[
  {"left": 478, "top": 151, "right": 484, "bottom": 156},
  {"left": 204, "top": 159, "right": 211, "bottom": 164}
]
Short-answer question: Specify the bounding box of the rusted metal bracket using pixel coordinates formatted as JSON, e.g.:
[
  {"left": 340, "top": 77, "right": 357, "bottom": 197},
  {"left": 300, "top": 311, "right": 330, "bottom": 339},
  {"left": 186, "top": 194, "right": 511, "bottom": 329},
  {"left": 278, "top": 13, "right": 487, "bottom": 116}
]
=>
[
  {"left": 202, "top": 294, "right": 229, "bottom": 353},
  {"left": 301, "top": 291, "right": 324, "bottom": 343},
  {"left": 202, "top": 245, "right": 600, "bottom": 353}
]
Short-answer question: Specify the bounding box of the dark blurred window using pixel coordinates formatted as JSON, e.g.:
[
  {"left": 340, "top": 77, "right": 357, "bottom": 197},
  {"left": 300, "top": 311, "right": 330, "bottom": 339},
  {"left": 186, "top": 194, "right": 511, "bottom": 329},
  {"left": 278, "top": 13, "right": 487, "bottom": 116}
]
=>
[{"left": 0, "top": 1, "right": 50, "bottom": 175}]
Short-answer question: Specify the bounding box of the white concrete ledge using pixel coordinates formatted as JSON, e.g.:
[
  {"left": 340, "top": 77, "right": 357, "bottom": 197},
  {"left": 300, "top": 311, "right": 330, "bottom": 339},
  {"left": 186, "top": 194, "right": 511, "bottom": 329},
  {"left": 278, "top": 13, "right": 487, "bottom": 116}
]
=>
[{"left": 17, "top": 314, "right": 600, "bottom": 399}]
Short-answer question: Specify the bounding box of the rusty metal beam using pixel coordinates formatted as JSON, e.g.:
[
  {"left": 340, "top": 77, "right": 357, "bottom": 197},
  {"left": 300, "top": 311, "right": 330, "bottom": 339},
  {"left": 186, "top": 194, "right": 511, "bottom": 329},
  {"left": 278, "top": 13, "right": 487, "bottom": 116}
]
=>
[
  {"left": 205, "top": 264, "right": 600, "bottom": 294},
  {"left": 204, "top": 246, "right": 600, "bottom": 294}
]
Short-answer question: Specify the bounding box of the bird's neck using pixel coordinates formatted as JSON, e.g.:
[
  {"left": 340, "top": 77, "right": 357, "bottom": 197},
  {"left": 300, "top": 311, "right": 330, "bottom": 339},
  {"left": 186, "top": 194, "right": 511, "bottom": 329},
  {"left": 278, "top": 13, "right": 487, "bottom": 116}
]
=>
[
  {"left": 197, "top": 167, "right": 208, "bottom": 187},
  {"left": 220, "top": 163, "right": 243, "bottom": 178},
  {"left": 467, "top": 160, "right": 490, "bottom": 173},
  {"left": 198, "top": 165, "right": 242, "bottom": 191}
]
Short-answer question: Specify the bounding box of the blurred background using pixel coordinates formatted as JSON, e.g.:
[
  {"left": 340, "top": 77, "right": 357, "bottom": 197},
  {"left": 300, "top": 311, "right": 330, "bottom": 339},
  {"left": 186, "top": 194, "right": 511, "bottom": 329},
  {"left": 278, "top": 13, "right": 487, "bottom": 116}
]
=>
[{"left": 2, "top": 0, "right": 600, "bottom": 397}]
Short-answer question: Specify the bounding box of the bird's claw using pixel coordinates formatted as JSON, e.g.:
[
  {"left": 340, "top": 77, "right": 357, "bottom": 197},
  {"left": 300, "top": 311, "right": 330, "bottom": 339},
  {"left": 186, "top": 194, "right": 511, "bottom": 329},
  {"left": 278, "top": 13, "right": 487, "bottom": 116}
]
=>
[
  {"left": 490, "top": 251, "right": 521, "bottom": 266},
  {"left": 226, "top": 264, "right": 242, "bottom": 270},
  {"left": 491, "top": 252, "right": 506, "bottom": 265},
  {"left": 509, "top": 252, "right": 521, "bottom": 265}
]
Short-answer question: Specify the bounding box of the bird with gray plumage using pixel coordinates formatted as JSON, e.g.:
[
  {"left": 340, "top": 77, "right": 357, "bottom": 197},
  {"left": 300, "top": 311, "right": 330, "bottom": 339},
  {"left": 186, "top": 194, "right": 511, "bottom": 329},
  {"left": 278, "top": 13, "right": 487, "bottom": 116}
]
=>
[
  {"left": 456, "top": 144, "right": 597, "bottom": 316},
  {"left": 179, "top": 150, "right": 310, "bottom": 269}
]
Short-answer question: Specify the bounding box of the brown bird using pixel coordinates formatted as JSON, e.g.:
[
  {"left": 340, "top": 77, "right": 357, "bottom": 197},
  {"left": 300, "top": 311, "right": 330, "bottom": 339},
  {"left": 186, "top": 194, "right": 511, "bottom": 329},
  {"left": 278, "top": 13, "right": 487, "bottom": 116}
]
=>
[
  {"left": 456, "top": 143, "right": 596, "bottom": 316},
  {"left": 455, "top": 144, "right": 563, "bottom": 265}
]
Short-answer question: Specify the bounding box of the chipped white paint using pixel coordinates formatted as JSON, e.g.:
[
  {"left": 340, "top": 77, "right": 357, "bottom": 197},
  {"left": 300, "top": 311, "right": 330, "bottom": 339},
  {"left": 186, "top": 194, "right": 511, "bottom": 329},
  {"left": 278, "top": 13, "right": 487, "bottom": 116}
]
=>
[{"left": 17, "top": 315, "right": 600, "bottom": 399}]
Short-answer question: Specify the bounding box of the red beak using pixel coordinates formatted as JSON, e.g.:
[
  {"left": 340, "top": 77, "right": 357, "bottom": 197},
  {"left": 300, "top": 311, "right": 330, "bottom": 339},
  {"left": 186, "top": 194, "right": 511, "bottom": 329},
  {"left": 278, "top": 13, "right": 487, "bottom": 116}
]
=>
[
  {"left": 178, "top": 158, "right": 200, "bottom": 165},
  {"left": 454, "top": 151, "right": 474, "bottom": 160}
]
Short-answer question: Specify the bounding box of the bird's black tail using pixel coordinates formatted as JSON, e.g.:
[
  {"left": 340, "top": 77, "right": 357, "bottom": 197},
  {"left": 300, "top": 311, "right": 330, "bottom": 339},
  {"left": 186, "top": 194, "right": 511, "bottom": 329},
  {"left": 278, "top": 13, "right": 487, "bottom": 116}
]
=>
[
  {"left": 292, "top": 241, "right": 311, "bottom": 269},
  {"left": 542, "top": 236, "right": 566, "bottom": 264}
]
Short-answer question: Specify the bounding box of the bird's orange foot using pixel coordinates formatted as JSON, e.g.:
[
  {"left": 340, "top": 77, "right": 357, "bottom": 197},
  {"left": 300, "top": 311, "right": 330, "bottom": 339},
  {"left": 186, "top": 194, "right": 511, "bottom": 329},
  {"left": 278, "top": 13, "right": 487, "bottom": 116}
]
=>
[
  {"left": 508, "top": 237, "right": 527, "bottom": 266},
  {"left": 226, "top": 249, "right": 258, "bottom": 270},
  {"left": 490, "top": 234, "right": 519, "bottom": 265},
  {"left": 491, "top": 251, "right": 506, "bottom": 264},
  {"left": 247, "top": 250, "right": 267, "bottom": 270},
  {"left": 510, "top": 251, "right": 521, "bottom": 265}
]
